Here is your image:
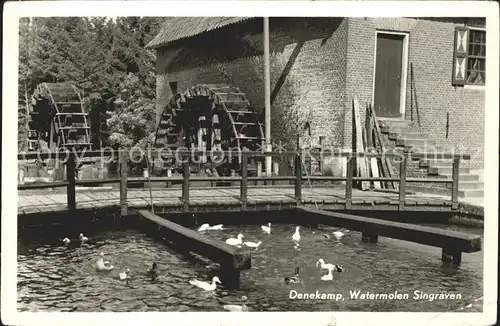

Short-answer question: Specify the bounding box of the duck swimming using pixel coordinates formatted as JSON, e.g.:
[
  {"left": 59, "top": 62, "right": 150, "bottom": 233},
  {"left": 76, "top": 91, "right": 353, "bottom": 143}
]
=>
[
  {"left": 95, "top": 252, "right": 114, "bottom": 271},
  {"left": 208, "top": 224, "right": 224, "bottom": 230},
  {"left": 284, "top": 267, "right": 300, "bottom": 284},
  {"left": 79, "top": 233, "right": 89, "bottom": 243},
  {"left": 198, "top": 224, "right": 210, "bottom": 232},
  {"left": 62, "top": 237, "right": 71, "bottom": 245},
  {"left": 223, "top": 296, "right": 249, "bottom": 312},
  {"left": 316, "top": 258, "right": 335, "bottom": 270},
  {"left": 146, "top": 262, "right": 158, "bottom": 281},
  {"left": 292, "top": 226, "right": 301, "bottom": 242},
  {"left": 226, "top": 234, "right": 244, "bottom": 246},
  {"left": 332, "top": 231, "right": 344, "bottom": 239},
  {"left": 189, "top": 276, "right": 221, "bottom": 291},
  {"left": 334, "top": 264, "right": 344, "bottom": 272},
  {"left": 261, "top": 223, "right": 271, "bottom": 234},
  {"left": 119, "top": 269, "right": 131, "bottom": 285},
  {"left": 243, "top": 241, "right": 262, "bottom": 248},
  {"left": 321, "top": 266, "right": 335, "bottom": 281},
  {"left": 320, "top": 264, "right": 344, "bottom": 281}
]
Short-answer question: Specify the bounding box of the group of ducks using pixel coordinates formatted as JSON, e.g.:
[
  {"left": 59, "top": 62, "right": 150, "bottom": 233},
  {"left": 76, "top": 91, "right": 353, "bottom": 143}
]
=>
[
  {"left": 195, "top": 222, "right": 344, "bottom": 289},
  {"left": 198, "top": 221, "right": 302, "bottom": 249},
  {"left": 283, "top": 258, "right": 344, "bottom": 284},
  {"left": 62, "top": 233, "right": 89, "bottom": 245},
  {"left": 60, "top": 223, "right": 344, "bottom": 311},
  {"left": 61, "top": 233, "right": 159, "bottom": 285},
  {"left": 96, "top": 252, "right": 160, "bottom": 285}
]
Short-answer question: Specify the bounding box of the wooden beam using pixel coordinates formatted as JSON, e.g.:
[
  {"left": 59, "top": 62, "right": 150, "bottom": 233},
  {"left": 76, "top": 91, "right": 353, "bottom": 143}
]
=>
[
  {"left": 352, "top": 99, "right": 369, "bottom": 190},
  {"left": 138, "top": 210, "right": 251, "bottom": 287},
  {"left": 365, "top": 107, "right": 381, "bottom": 189},
  {"left": 368, "top": 104, "right": 397, "bottom": 190},
  {"left": 298, "top": 207, "right": 482, "bottom": 255},
  {"left": 264, "top": 17, "right": 272, "bottom": 177},
  {"left": 451, "top": 157, "right": 460, "bottom": 210}
]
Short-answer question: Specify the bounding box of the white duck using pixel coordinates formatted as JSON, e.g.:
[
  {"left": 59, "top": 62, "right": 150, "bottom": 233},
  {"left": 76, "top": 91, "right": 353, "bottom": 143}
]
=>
[
  {"left": 261, "top": 223, "right": 271, "bottom": 234},
  {"left": 243, "top": 241, "right": 262, "bottom": 248},
  {"left": 208, "top": 224, "right": 224, "bottom": 230},
  {"left": 226, "top": 234, "right": 244, "bottom": 246},
  {"left": 321, "top": 266, "right": 335, "bottom": 281},
  {"left": 79, "top": 233, "right": 89, "bottom": 243},
  {"left": 292, "top": 226, "right": 301, "bottom": 242},
  {"left": 223, "top": 296, "right": 249, "bottom": 312},
  {"left": 95, "top": 252, "right": 114, "bottom": 271},
  {"left": 316, "top": 258, "right": 335, "bottom": 270},
  {"left": 198, "top": 224, "right": 210, "bottom": 232},
  {"left": 62, "top": 237, "right": 71, "bottom": 245},
  {"left": 333, "top": 231, "right": 344, "bottom": 239},
  {"left": 119, "top": 269, "right": 131, "bottom": 285},
  {"left": 189, "top": 276, "right": 221, "bottom": 291}
]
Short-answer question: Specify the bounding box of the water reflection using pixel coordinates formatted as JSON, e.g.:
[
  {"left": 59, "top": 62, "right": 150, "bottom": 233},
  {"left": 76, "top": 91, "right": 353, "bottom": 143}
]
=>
[{"left": 18, "top": 223, "right": 483, "bottom": 312}]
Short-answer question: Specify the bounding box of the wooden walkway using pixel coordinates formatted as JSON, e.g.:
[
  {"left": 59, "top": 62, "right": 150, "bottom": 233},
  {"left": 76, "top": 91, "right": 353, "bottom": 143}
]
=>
[{"left": 18, "top": 186, "right": 456, "bottom": 216}]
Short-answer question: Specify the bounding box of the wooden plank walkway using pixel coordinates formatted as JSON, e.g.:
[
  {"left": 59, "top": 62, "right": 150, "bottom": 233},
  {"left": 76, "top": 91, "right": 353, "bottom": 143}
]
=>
[{"left": 17, "top": 186, "right": 454, "bottom": 216}]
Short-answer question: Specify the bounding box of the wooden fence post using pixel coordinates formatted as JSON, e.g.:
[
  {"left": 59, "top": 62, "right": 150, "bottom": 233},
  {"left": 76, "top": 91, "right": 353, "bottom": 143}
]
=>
[
  {"left": 318, "top": 136, "right": 324, "bottom": 173},
  {"left": 451, "top": 156, "right": 460, "bottom": 210},
  {"left": 398, "top": 156, "right": 407, "bottom": 211},
  {"left": 66, "top": 153, "right": 76, "bottom": 211},
  {"left": 182, "top": 160, "right": 190, "bottom": 212},
  {"left": 345, "top": 157, "right": 354, "bottom": 210},
  {"left": 240, "top": 151, "right": 248, "bottom": 210},
  {"left": 294, "top": 152, "right": 302, "bottom": 206},
  {"left": 120, "top": 150, "right": 128, "bottom": 217}
]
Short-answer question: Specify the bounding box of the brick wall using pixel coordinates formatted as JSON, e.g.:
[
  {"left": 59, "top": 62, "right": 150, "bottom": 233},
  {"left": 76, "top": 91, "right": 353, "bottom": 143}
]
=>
[
  {"left": 344, "top": 18, "right": 485, "bottom": 169},
  {"left": 155, "top": 18, "right": 348, "bottom": 150},
  {"left": 154, "top": 17, "right": 485, "bottom": 170}
]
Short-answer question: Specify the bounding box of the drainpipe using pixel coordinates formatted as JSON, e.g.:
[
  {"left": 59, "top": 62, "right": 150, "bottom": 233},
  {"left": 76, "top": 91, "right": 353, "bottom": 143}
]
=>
[{"left": 264, "top": 17, "right": 272, "bottom": 176}]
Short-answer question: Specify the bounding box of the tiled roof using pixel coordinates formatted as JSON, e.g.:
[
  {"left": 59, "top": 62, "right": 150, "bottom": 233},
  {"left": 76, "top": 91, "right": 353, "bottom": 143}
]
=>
[{"left": 145, "top": 17, "right": 254, "bottom": 49}]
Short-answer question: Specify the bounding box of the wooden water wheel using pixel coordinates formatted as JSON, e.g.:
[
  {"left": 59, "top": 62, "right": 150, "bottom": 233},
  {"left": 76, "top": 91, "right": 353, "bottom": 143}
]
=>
[
  {"left": 153, "top": 84, "right": 264, "bottom": 175},
  {"left": 30, "top": 83, "right": 92, "bottom": 152}
]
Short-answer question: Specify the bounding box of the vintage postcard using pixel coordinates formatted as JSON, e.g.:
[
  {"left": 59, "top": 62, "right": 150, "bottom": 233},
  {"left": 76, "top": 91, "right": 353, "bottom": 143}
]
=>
[{"left": 2, "top": 1, "right": 498, "bottom": 326}]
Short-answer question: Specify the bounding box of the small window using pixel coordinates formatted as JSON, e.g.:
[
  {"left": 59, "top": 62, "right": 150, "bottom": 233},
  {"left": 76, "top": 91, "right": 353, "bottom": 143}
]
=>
[
  {"left": 466, "top": 29, "right": 486, "bottom": 85},
  {"left": 452, "top": 27, "right": 486, "bottom": 86},
  {"left": 169, "top": 81, "right": 178, "bottom": 95}
]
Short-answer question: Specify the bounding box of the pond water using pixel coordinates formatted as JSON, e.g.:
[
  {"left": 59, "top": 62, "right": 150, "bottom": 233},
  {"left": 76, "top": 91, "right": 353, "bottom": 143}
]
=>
[{"left": 17, "top": 222, "right": 483, "bottom": 312}]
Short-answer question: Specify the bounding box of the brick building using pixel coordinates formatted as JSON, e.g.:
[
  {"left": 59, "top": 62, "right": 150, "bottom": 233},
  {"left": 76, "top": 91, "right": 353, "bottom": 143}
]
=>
[{"left": 147, "top": 17, "right": 485, "bottom": 198}]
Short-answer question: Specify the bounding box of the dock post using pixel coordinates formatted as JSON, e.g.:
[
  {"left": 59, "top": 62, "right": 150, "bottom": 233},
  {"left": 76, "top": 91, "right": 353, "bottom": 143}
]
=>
[
  {"left": 451, "top": 157, "right": 460, "bottom": 210},
  {"left": 166, "top": 168, "right": 172, "bottom": 188},
  {"left": 345, "top": 157, "right": 354, "bottom": 210},
  {"left": 182, "top": 161, "right": 190, "bottom": 212},
  {"left": 294, "top": 151, "right": 302, "bottom": 206},
  {"left": 398, "top": 156, "right": 407, "bottom": 211},
  {"left": 240, "top": 152, "right": 248, "bottom": 210},
  {"left": 66, "top": 153, "right": 76, "bottom": 211},
  {"left": 442, "top": 247, "right": 462, "bottom": 265},
  {"left": 220, "top": 264, "right": 241, "bottom": 289},
  {"left": 119, "top": 150, "right": 128, "bottom": 217}
]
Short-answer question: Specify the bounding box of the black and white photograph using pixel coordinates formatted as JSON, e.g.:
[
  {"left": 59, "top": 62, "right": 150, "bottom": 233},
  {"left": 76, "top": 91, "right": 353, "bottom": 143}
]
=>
[{"left": 2, "top": 1, "right": 498, "bottom": 326}]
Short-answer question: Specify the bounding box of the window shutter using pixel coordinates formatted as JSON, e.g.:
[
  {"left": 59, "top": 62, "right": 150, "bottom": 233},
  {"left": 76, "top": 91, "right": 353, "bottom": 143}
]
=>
[{"left": 452, "top": 27, "right": 469, "bottom": 86}]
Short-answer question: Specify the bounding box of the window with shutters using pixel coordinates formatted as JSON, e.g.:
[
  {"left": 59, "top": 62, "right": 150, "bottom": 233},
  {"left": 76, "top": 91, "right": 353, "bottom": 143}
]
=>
[{"left": 452, "top": 26, "right": 486, "bottom": 86}]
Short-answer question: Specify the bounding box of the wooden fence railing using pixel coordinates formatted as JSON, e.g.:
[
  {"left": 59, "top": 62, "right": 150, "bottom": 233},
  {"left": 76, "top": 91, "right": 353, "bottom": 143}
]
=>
[{"left": 17, "top": 150, "right": 470, "bottom": 213}]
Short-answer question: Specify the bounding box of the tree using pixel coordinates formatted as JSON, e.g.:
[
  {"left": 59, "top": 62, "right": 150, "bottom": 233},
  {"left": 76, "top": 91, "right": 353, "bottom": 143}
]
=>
[{"left": 18, "top": 16, "right": 163, "bottom": 155}]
